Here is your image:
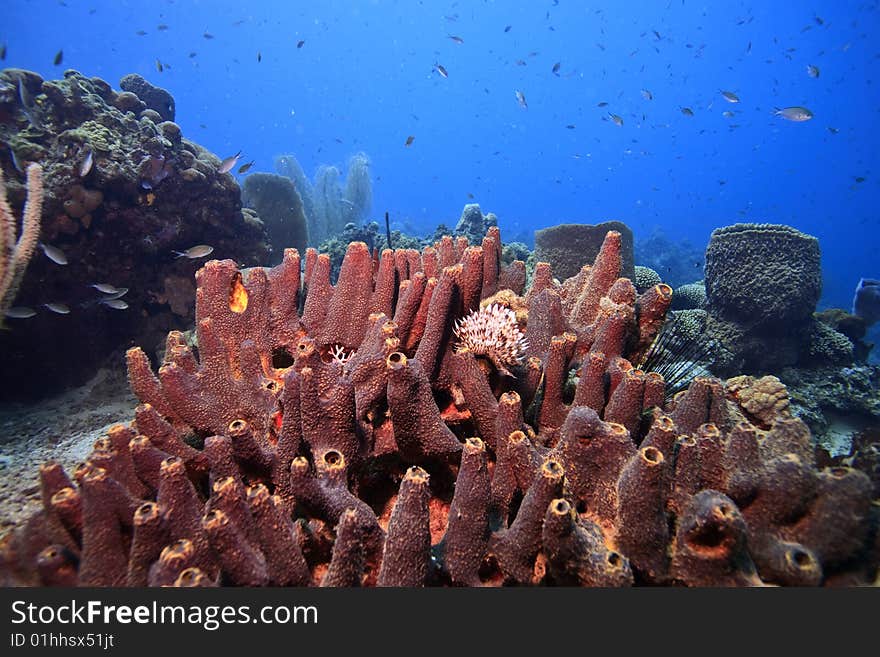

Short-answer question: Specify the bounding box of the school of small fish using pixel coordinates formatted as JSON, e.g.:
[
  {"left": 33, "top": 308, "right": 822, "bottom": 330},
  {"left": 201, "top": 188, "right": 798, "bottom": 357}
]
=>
[{"left": 3, "top": 8, "right": 855, "bottom": 325}]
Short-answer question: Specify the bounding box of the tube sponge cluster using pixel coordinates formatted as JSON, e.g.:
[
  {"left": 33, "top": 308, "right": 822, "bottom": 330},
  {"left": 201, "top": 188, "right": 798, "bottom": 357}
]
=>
[
  {"left": 275, "top": 153, "right": 373, "bottom": 246},
  {"left": 1, "top": 228, "right": 876, "bottom": 587}
]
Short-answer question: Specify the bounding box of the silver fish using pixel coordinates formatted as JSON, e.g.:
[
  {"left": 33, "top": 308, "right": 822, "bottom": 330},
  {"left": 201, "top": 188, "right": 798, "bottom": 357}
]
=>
[
  {"left": 806, "top": 65, "right": 820, "bottom": 78},
  {"left": 608, "top": 112, "right": 624, "bottom": 126},
  {"left": 515, "top": 90, "right": 528, "bottom": 109},
  {"left": 174, "top": 245, "right": 214, "bottom": 259},
  {"left": 43, "top": 302, "right": 71, "bottom": 314},
  {"left": 5, "top": 306, "right": 36, "bottom": 318},
  {"left": 640, "top": 89, "right": 653, "bottom": 100},
  {"left": 102, "top": 299, "right": 129, "bottom": 310},
  {"left": 720, "top": 90, "right": 740, "bottom": 103},
  {"left": 8, "top": 145, "right": 24, "bottom": 172},
  {"left": 218, "top": 151, "right": 242, "bottom": 174},
  {"left": 17, "top": 77, "right": 43, "bottom": 129},
  {"left": 39, "top": 242, "right": 68, "bottom": 265},
  {"left": 102, "top": 288, "right": 129, "bottom": 300},
  {"left": 79, "top": 148, "right": 94, "bottom": 177},
  {"left": 722, "top": 110, "right": 735, "bottom": 118},
  {"left": 774, "top": 106, "right": 813, "bottom": 121},
  {"left": 91, "top": 283, "right": 124, "bottom": 295}
]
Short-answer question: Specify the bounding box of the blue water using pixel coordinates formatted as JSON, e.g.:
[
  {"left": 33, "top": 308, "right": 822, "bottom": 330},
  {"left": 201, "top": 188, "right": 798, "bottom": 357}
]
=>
[{"left": 4, "top": 0, "right": 879, "bottom": 317}]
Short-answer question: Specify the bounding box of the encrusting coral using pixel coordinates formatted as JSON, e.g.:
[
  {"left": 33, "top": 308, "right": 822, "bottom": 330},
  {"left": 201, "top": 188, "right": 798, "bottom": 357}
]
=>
[{"left": 1, "top": 228, "right": 876, "bottom": 587}]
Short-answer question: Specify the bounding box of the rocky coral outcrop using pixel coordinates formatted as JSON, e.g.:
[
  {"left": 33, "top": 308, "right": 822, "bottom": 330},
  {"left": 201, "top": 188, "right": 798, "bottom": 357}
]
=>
[{"left": 0, "top": 68, "right": 269, "bottom": 398}]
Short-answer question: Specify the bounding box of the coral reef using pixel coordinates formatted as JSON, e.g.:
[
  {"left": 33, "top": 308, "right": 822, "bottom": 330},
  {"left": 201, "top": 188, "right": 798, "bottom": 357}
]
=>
[
  {"left": 118, "top": 74, "right": 175, "bottom": 122},
  {"left": 0, "top": 68, "right": 268, "bottom": 397},
  {"left": 453, "top": 204, "right": 497, "bottom": 245},
  {"left": 535, "top": 220, "right": 634, "bottom": 282},
  {"left": 241, "top": 173, "right": 309, "bottom": 264},
  {"left": 815, "top": 309, "right": 873, "bottom": 363},
  {"left": 780, "top": 365, "right": 880, "bottom": 452},
  {"left": 318, "top": 221, "right": 425, "bottom": 283},
  {"left": 1, "top": 227, "right": 875, "bottom": 588}
]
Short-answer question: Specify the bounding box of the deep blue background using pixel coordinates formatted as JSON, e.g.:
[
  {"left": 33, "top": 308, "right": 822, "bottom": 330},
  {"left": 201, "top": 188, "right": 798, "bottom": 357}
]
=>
[{"left": 3, "top": 0, "right": 879, "bottom": 318}]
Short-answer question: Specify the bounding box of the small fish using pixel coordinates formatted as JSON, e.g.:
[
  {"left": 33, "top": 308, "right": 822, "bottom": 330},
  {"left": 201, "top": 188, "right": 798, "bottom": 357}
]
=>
[
  {"left": 640, "top": 89, "right": 653, "bottom": 100},
  {"left": 102, "top": 299, "right": 129, "bottom": 310},
  {"left": 597, "top": 101, "right": 609, "bottom": 107},
  {"left": 8, "top": 146, "right": 23, "bottom": 172},
  {"left": 189, "top": 52, "right": 198, "bottom": 58},
  {"left": 806, "top": 65, "right": 820, "bottom": 78},
  {"left": 448, "top": 35, "right": 464, "bottom": 44},
  {"left": 551, "top": 62, "right": 561, "bottom": 75},
  {"left": 257, "top": 51, "right": 261, "bottom": 62},
  {"left": 853, "top": 278, "right": 880, "bottom": 326},
  {"left": 4, "top": 307, "right": 36, "bottom": 319},
  {"left": 608, "top": 113, "right": 624, "bottom": 126},
  {"left": 434, "top": 64, "right": 448, "bottom": 78},
  {"left": 203, "top": 32, "right": 214, "bottom": 39},
  {"left": 156, "top": 59, "right": 164, "bottom": 73},
  {"left": 680, "top": 107, "right": 694, "bottom": 116},
  {"left": 720, "top": 90, "right": 740, "bottom": 103},
  {"left": 515, "top": 90, "right": 528, "bottom": 109},
  {"left": 157, "top": 24, "right": 169, "bottom": 31},
  {"left": 135, "top": 30, "right": 147, "bottom": 36},
  {"left": 827, "top": 126, "right": 839, "bottom": 134},
  {"left": 53, "top": 49, "right": 63, "bottom": 66},
  {"left": 774, "top": 106, "right": 813, "bottom": 122},
  {"left": 79, "top": 147, "right": 93, "bottom": 177},
  {"left": 43, "top": 302, "right": 70, "bottom": 314},
  {"left": 218, "top": 150, "right": 242, "bottom": 174},
  {"left": 565, "top": 124, "right": 576, "bottom": 129},
  {"left": 297, "top": 40, "right": 305, "bottom": 48},
  {"left": 854, "top": 176, "right": 866, "bottom": 183},
  {"left": 504, "top": 25, "right": 512, "bottom": 32},
  {"left": 90, "top": 283, "right": 125, "bottom": 295},
  {"left": 174, "top": 245, "right": 214, "bottom": 259},
  {"left": 405, "top": 135, "right": 415, "bottom": 147},
  {"left": 237, "top": 160, "right": 255, "bottom": 174},
  {"left": 722, "top": 110, "right": 735, "bottom": 118},
  {"left": 39, "top": 242, "right": 68, "bottom": 265},
  {"left": 1, "top": 43, "right": 7, "bottom": 60}
]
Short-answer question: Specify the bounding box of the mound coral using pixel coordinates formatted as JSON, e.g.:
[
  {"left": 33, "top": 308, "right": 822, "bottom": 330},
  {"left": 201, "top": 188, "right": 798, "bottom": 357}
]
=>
[
  {"left": 1, "top": 228, "right": 876, "bottom": 587},
  {"left": 0, "top": 68, "right": 268, "bottom": 397}
]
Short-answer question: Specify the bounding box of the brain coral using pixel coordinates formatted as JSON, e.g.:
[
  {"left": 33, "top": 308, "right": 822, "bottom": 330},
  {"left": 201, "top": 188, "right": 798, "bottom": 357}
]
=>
[
  {"left": 633, "top": 265, "right": 661, "bottom": 293},
  {"left": 704, "top": 223, "right": 820, "bottom": 328},
  {"left": 671, "top": 282, "right": 706, "bottom": 311}
]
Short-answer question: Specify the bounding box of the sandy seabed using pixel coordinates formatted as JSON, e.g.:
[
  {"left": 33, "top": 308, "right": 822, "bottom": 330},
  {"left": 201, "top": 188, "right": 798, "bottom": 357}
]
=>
[{"left": 0, "top": 366, "right": 136, "bottom": 538}]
